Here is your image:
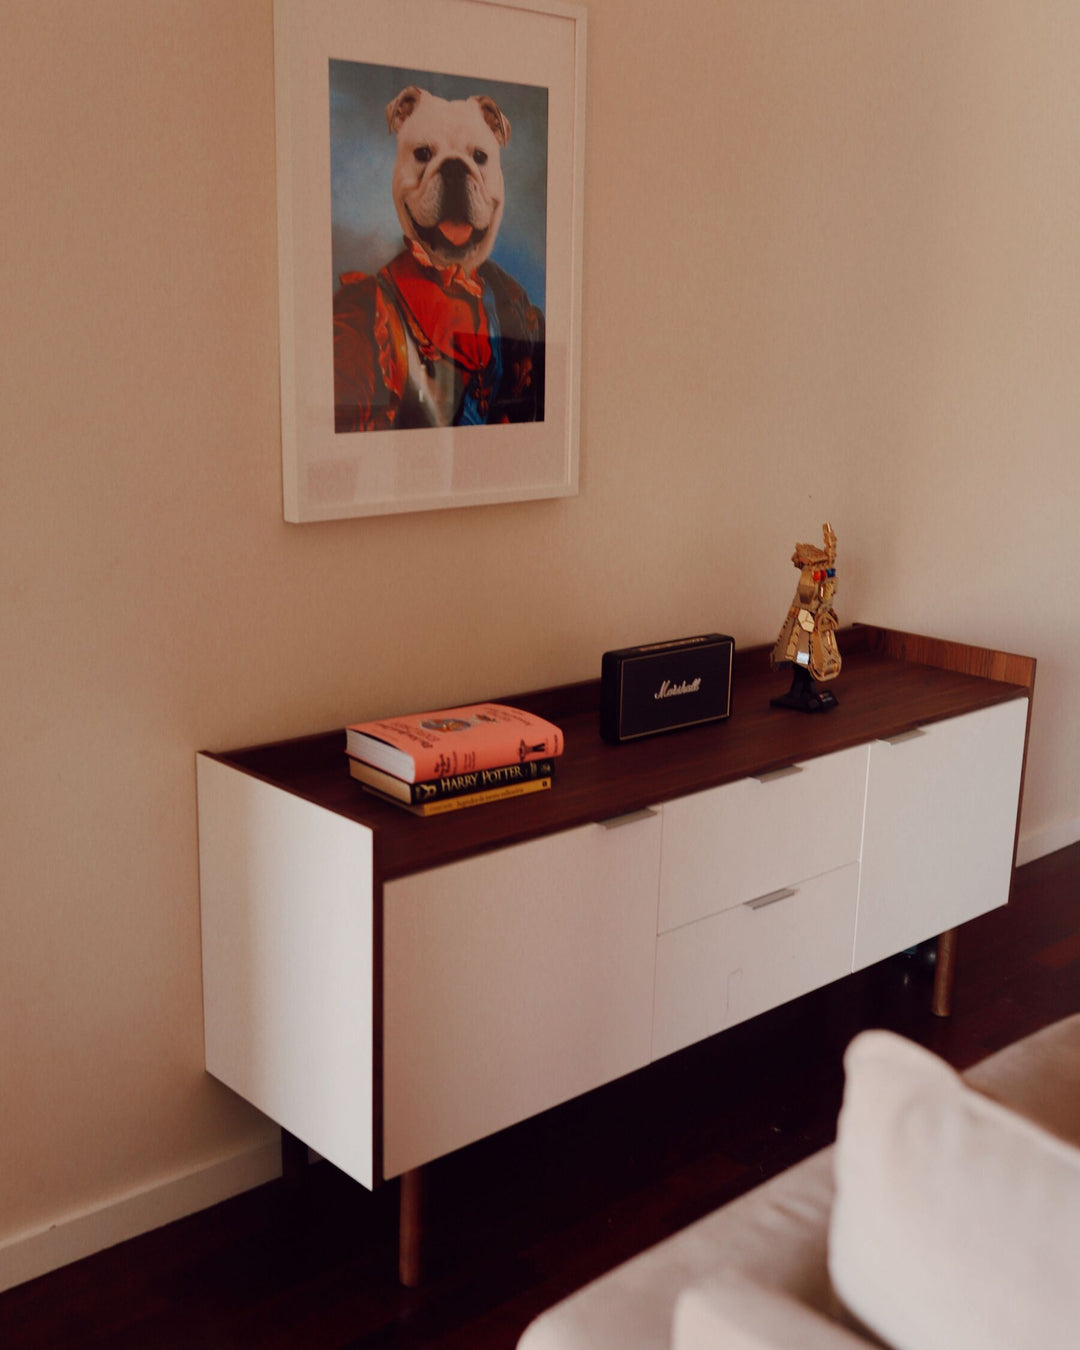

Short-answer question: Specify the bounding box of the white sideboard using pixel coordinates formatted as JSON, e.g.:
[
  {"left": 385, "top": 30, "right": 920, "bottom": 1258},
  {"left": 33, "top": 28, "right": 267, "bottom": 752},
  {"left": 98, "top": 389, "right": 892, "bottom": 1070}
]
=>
[{"left": 197, "top": 625, "right": 1034, "bottom": 1280}]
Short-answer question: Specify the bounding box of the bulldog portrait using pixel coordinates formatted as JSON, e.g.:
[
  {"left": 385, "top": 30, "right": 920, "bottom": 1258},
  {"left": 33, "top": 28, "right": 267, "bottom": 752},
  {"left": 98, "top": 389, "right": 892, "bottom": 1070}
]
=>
[{"left": 333, "top": 84, "right": 545, "bottom": 432}]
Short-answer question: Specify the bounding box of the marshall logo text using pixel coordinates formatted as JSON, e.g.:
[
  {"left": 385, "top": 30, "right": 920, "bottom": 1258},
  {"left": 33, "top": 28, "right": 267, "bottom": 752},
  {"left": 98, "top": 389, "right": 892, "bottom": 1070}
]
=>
[{"left": 654, "top": 678, "right": 702, "bottom": 700}]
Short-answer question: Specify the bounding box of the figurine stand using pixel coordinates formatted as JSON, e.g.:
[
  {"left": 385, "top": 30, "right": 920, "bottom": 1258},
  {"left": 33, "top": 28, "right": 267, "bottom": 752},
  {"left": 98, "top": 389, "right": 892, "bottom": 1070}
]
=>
[{"left": 770, "top": 663, "right": 839, "bottom": 714}]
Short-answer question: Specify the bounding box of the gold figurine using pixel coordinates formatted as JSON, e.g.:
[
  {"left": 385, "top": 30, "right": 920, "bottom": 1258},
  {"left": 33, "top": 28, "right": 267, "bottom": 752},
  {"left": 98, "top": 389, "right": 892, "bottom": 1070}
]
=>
[{"left": 770, "top": 523, "right": 841, "bottom": 712}]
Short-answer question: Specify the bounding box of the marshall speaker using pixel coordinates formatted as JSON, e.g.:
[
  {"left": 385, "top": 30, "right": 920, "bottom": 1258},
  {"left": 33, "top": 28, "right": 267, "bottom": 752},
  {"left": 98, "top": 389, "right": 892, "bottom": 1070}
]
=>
[{"left": 600, "top": 633, "right": 734, "bottom": 743}]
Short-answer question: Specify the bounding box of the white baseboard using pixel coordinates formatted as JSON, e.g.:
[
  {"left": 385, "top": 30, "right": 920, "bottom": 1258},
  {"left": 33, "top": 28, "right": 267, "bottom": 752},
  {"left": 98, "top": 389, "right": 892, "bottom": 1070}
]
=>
[
  {"left": 1016, "top": 816, "right": 1080, "bottom": 867},
  {"left": 0, "top": 1138, "right": 281, "bottom": 1295}
]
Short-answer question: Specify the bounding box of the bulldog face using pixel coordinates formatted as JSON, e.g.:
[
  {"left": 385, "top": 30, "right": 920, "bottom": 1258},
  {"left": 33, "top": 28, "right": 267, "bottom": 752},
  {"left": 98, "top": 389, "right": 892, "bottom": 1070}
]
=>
[{"left": 386, "top": 86, "right": 511, "bottom": 274}]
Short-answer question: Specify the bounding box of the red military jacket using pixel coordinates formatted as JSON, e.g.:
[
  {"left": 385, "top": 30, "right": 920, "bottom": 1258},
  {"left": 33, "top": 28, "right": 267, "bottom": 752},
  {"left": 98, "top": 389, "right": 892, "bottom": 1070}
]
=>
[{"left": 333, "top": 239, "right": 545, "bottom": 432}]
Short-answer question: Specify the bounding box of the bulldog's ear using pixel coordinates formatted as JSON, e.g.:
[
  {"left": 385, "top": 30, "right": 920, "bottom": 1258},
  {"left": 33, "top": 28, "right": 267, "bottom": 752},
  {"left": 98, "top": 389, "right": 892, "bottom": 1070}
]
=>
[
  {"left": 472, "top": 95, "right": 511, "bottom": 147},
  {"left": 386, "top": 86, "right": 424, "bottom": 134}
]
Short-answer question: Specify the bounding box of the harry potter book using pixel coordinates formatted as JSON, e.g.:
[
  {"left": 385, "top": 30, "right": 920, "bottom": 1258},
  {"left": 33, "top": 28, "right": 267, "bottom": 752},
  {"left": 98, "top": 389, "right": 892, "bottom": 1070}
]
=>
[{"left": 348, "top": 756, "right": 557, "bottom": 806}]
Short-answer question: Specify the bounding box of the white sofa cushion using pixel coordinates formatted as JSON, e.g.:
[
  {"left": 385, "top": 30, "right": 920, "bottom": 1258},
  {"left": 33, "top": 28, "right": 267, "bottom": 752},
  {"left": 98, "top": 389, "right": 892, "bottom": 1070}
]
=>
[
  {"left": 673, "top": 1268, "right": 875, "bottom": 1350},
  {"left": 828, "top": 1029, "right": 1080, "bottom": 1350}
]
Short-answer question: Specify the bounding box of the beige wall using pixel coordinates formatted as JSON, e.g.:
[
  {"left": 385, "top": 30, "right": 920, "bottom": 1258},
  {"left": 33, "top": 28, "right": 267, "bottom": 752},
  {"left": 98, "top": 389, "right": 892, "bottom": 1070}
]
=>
[{"left": 3, "top": 0, "right": 1079, "bottom": 1263}]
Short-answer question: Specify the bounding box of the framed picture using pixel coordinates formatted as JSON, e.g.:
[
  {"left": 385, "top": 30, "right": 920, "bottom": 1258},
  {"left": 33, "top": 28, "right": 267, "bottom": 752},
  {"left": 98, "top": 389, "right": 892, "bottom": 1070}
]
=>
[{"left": 274, "top": 0, "right": 586, "bottom": 522}]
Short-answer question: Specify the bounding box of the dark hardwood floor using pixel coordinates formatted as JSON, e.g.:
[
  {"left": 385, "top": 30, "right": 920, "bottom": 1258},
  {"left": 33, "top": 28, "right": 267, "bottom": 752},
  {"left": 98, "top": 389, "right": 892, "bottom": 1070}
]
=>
[{"left": 4, "top": 844, "right": 1078, "bottom": 1349}]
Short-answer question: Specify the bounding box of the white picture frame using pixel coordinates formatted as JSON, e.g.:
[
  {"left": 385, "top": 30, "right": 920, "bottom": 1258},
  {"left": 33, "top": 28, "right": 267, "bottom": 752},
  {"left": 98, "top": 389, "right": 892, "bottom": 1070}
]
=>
[{"left": 274, "top": 0, "right": 586, "bottom": 521}]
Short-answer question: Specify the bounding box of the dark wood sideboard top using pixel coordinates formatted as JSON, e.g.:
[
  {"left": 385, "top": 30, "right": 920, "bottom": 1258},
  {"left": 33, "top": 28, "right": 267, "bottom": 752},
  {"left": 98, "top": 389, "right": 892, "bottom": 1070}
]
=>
[{"left": 205, "top": 624, "right": 1035, "bottom": 883}]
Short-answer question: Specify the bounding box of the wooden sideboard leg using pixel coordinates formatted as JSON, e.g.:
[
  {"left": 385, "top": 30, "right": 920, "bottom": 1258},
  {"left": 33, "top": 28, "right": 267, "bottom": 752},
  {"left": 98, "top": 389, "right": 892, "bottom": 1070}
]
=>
[
  {"left": 931, "top": 927, "right": 959, "bottom": 1017},
  {"left": 399, "top": 1167, "right": 426, "bottom": 1287}
]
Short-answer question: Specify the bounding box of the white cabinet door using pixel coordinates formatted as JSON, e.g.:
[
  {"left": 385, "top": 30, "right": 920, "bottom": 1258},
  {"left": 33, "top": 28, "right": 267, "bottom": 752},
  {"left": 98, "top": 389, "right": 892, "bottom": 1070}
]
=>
[
  {"left": 652, "top": 861, "right": 860, "bottom": 1059},
  {"left": 657, "top": 745, "right": 868, "bottom": 932},
  {"left": 853, "top": 698, "right": 1028, "bottom": 971},
  {"left": 383, "top": 810, "right": 662, "bottom": 1178}
]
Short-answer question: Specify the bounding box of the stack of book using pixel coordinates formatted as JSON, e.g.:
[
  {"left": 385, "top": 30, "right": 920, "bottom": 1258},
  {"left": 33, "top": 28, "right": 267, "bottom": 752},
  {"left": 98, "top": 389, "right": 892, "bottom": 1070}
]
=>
[{"left": 345, "top": 702, "right": 564, "bottom": 816}]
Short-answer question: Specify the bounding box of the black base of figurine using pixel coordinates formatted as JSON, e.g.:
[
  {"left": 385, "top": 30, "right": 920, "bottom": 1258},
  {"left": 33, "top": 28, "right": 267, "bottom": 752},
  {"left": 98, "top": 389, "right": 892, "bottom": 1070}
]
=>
[{"left": 770, "top": 664, "right": 839, "bottom": 714}]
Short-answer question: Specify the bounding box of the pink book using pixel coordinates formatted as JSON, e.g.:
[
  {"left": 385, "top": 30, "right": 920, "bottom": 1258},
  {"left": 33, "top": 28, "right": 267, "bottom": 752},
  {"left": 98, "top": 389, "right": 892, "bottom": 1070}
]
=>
[{"left": 345, "top": 703, "right": 564, "bottom": 783}]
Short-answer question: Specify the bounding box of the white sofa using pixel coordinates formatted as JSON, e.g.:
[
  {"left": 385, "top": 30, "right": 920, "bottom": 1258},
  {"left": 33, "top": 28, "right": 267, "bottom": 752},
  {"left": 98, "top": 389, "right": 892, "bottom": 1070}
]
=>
[{"left": 517, "top": 1011, "right": 1080, "bottom": 1350}]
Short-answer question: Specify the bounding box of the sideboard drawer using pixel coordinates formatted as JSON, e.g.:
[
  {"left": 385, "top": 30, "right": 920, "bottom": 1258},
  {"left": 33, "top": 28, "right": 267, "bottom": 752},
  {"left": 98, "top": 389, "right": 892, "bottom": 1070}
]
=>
[
  {"left": 652, "top": 860, "right": 859, "bottom": 1060},
  {"left": 657, "top": 745, "right": 868, "bottom": 933}
]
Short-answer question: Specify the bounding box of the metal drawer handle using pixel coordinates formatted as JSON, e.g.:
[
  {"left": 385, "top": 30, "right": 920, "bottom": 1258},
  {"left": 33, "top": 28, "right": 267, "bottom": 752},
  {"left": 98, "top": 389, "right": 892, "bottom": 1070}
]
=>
[
  {"left": 599, "top": 807, "right": 659, "bottom": 830},
  {"left": 881, "top": 728, "right": 927, "bottom": 746},
  {"left": 746, "top": 886, "right": 798, "bottom": 910},
  {"left": 752, "top": 765, "right": 803, "bottom": 783}
]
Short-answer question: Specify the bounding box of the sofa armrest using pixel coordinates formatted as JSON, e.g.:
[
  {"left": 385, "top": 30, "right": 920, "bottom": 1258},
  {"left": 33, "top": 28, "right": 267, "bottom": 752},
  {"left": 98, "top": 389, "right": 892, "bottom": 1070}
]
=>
[{"left": 673, "top": 1269, "right": 878, "bottom": 1350}]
